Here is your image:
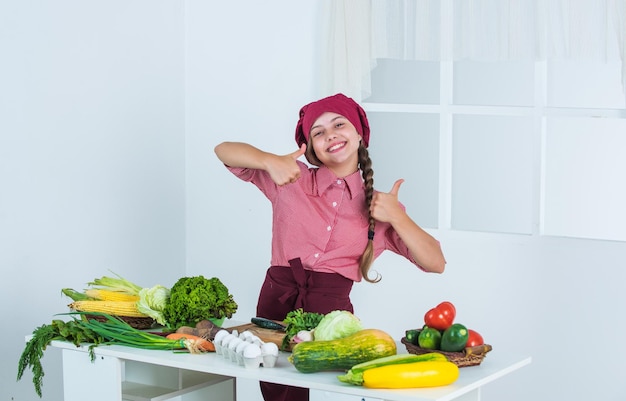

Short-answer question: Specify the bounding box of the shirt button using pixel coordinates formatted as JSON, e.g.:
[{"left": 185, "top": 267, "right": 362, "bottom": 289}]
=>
[
  {"left": 326, "top": 226, "right": 331, "bottom": 231},
  {"left": 314, "top": 253, "right": 319, "bottom": 258},
  {"left": 332, "top": 201, "right": 337, "bottom": 207},
  {"left": 337, "top": 180, "right": 342, "bottom": 185}
]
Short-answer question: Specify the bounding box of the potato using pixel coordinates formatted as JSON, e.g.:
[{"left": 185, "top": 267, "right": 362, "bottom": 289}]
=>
[{"left": 176, "top": 326, "right": 198, "bottom": 336}]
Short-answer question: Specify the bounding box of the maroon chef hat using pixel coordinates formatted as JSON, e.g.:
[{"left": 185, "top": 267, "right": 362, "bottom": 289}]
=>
[{"left": 295, "top": 93, "right": 370, "bottom": 148}]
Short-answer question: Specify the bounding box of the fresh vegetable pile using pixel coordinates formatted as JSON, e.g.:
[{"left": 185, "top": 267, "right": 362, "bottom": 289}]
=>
[
  {"left": 18, "top": 271, "right": 238, "bottom": 398},
  {"left": 63, "top": 272, "right": 171, "bottom": 326},
  {"left": 62, "top": 272, "right": 238, "bottom": 330},
  {"left": 279, "top": 309, "right": 461, "bottom": 389},
  {"left": 404, "top": 301, "right": 487, "bottom": 353},
  {"left": 18, "top": 313, "right": 214, "bottom": 397}
]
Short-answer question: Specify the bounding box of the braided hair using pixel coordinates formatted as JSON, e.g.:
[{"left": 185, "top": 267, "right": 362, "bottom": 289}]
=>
[
  {"left": 305, "top": 139, "right": 380, "bottom": 283},
  {"left": 357, "top": 144, "right": 380, "bottom": 283}
]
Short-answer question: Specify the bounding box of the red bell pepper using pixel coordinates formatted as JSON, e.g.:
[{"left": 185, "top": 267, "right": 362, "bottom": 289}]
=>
[{"left": 423, "top": 301, "right": 456, "bottom": 331}]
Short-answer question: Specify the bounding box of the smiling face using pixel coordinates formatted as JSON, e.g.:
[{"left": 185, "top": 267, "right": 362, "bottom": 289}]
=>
[{"left": 309, "top": 112, "right": 362, "bottom": 177}]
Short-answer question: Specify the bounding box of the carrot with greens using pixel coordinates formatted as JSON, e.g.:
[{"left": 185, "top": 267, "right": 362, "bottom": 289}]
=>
[
  {"left": 18, "top": 312, "right": 214, "bottom": 398},
  {"left": 166, "top": 332, "right": 215, "bottom": 352},
  {"left": 18, "top": 319, "right": 106, "bottom": 397}
]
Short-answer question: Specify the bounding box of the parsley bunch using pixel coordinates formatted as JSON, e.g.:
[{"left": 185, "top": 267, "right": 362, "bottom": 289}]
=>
[{"left": 281, "top": 308, "right": 324, "bottom": 350}]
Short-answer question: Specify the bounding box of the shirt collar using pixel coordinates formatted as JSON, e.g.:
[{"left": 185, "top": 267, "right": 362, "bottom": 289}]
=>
[{"left": 314, "top": 166, "right": 363, "bottom": 200}]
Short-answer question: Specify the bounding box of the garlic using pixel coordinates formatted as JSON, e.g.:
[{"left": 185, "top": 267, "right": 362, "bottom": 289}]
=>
[{"left": 293, "top": 330, "right": 313, "bottom": 343}]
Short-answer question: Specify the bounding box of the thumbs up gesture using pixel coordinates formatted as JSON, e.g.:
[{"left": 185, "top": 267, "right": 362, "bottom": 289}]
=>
[
  {"left": 266, "top": 144, "right": 306, "bottom": 186},
  {"left": 370, "top": 179, "right": 406, "bottom": 223}
]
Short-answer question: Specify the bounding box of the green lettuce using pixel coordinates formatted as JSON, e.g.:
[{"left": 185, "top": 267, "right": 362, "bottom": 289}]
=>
[
  {"left": 161, "top": 276, "right": 238, "bottom": 330},
  {"left": 313, "top": 310, "right": 363, "bottom": 341},
  {"left": 136, "top": 285, "right": 170, "bottom": 325}
]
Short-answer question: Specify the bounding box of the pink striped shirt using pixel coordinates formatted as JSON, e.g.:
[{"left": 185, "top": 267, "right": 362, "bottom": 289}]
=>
[{"left": 227, "top": 161, "right": 420, "bottom": 282}]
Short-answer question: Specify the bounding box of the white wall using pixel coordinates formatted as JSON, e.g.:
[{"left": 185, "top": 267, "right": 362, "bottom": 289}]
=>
[
  {"left": 186, "top": 3, "right": 626, "bottom": 401},
  {"left": 184, "top": 1, "right": 320, "bottom": 398},
  {"left": 1, "top": 2, "right": 187, "bottom": 400},
  {"left": 3, "top": 1, "right": 626, "bottom": 401}
]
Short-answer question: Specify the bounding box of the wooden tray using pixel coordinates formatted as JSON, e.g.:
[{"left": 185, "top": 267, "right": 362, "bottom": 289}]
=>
[{"left": 226, "top": 322, "right": 293, "bottom": 350}]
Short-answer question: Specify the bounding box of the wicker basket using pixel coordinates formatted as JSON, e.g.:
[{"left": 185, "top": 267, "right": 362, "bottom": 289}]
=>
[
  {"left": 401, "top": 336, "right": 493, "bottom": 367},
  {"left": 85, "top": 314, "right": 156, "bottom": 330}
]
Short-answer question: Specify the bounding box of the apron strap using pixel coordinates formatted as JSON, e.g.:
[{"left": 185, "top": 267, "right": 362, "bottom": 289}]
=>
[{"left": 277, "top": 257, "right": 310, "bottom": 309}]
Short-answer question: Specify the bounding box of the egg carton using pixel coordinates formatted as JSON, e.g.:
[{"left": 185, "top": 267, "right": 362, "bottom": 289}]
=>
[{"left": 213, "top": 329, "right": 279, "bottom": 368}]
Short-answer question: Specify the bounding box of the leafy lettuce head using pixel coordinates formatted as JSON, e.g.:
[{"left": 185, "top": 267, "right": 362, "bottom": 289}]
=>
[
  {"left": 161, "top": 276, "right": 238, "bottom": 330},
  {"left": 136, "top": 285, "right": 170, "bottom": 325},
  {"left": 313, "top": 310, "right": 363, "bottom": 341}
]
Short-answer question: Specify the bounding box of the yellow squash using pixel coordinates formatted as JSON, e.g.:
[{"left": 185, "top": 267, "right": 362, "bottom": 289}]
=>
[{"left": 362, "top": 360, "right": 459, "bottom": 389}]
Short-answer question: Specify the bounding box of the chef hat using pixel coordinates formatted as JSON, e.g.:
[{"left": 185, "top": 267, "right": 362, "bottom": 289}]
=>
[{"left": 294, "top": 93, "right": 370, "bottom": 148}]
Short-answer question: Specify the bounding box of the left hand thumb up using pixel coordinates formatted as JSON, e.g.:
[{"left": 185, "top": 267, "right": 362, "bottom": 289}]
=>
[{"left": 389, "top": 179, "right": 405, "bottom": 196}]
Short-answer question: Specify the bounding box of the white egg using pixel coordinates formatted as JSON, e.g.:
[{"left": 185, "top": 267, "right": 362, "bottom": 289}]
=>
[
  {"left": 236, "top": 340, "right": 249, "bottom": 354},
  {"left": 213, "top": 330, "right": 229, "bottom": 344},
  {"left": 243, "top": 343, "right": 262, "bottom": 358},
  {"left": 247, "top": 335, "right": 263, "bottom": 345},
  {"left": 220, "top": 334, "right": 235, "bottom": 348},
  {"left": 261, "top": 342, "right": 279, "bottom": 356},
  {"left": 228, "top": 337, "right": 243, "bottom": 351}
]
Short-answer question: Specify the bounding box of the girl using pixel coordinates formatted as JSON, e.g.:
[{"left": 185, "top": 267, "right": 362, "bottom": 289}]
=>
[{"left": 214, "top": 93, "right": 445, "bottom": 401}]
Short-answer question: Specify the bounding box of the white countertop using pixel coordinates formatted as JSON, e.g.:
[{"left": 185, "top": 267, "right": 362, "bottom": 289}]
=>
[{"left": 50, "top": 338, "right": 531, "bottom": 401}]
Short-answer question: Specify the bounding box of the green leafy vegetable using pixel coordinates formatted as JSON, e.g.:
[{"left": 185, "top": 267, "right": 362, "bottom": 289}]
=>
[
  {"left": 136, "top": 285, "right": 170, "bottom": 325},
  {"left": 282, "top": 308, "right": 324, "bottom": 350},
  {"left": 162, "top": 276, "right": 238, "bottom": 330},
  {"left": 313, "top": 310, "right": 362, "bottom": 341},
  {"left": 18, "top": 319, "right": 106, "bottom": 397}
]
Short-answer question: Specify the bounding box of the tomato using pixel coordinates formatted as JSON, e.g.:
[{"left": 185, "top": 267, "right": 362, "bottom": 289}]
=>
[
  {"left": 423, "top": 301, "right": 456, "bottom": 331},
  {"left": 440, "top": 323, "right": 468, "bottom": 352},
  {"left": 466, "top": 329, "right": 484, "bottom": 347}
]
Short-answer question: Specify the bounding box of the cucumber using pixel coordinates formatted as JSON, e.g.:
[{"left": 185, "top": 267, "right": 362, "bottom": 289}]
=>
[{"left": 251, "top": 317, "right": 286, "bottom": 331}]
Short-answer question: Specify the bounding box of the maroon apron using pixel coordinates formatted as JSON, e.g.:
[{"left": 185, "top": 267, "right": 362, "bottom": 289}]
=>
[{"left": 256, "top": 258, "right": 354, "bottom": 401}]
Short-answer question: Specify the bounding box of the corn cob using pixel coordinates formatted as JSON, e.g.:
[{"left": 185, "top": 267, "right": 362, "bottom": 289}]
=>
[
  {"left": 68, "top": 300, "right": 148, "bottom": 317},
  {"left": 62, "top": 288, "right": 95, "bottom": 301},
  {"left": 84, "top": 289, "right": 140, "bottom": 302}
]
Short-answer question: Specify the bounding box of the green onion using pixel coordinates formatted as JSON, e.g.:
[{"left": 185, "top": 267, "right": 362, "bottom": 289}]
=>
[{"left": 66, "top": 312, "right": 186, "bottom": 350}]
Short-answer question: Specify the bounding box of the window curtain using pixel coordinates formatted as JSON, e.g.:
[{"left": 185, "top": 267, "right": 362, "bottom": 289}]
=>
[{"left": 321, "top": 0, "right": 626, "bottom": 101}]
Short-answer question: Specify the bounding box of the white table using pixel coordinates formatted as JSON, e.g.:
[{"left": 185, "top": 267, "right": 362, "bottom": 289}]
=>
[{"left": 49, "top": 338, "right": 531, "bottom": 401}]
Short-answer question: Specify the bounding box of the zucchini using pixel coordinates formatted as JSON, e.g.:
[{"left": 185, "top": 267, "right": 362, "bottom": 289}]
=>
[
  {"left": 362, "top": 360, "right": 459, "bottom": 388},
  {"left": 288, "top": 329, "right": 396, "bottom": 373},
  {"left": 337, "top": 352, "right": 448, "bottom": 385},
  {"left": 251, "top": 317, "right": 286, "bottom": 331}
]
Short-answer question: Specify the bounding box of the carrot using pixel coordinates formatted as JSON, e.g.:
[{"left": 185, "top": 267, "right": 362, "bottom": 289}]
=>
[{"left": 166, "top": 332, "right": 215, "bottom": 352}]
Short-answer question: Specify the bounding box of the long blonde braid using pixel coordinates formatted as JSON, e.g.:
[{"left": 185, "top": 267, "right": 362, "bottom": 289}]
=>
[{"left": 358, "top": 145, "right": 380, "bottom": 283}]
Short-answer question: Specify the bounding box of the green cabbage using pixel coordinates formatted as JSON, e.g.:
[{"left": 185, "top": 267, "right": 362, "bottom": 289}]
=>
[
  {"left": 313, "top": 310, "right": 363, "bottom": 341},
  {"left": 136, "top": 285, "right": 170, "bottom": 326}
]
